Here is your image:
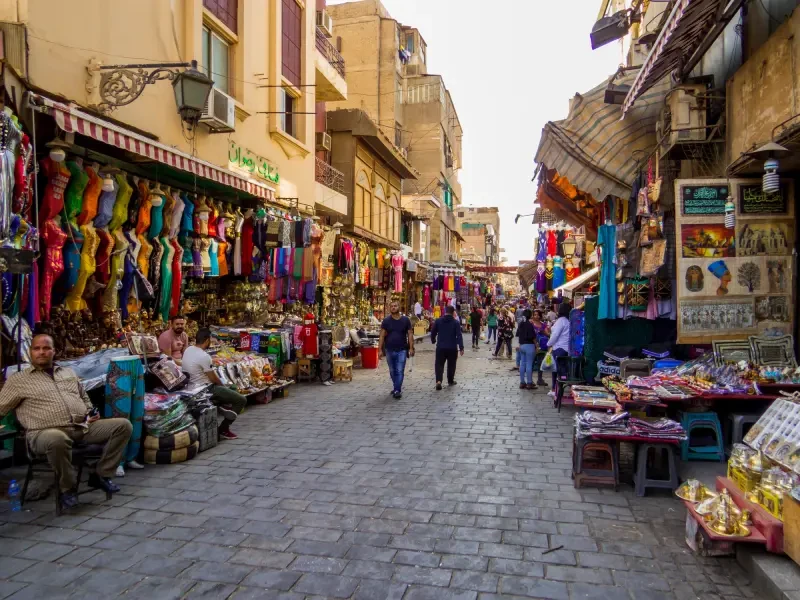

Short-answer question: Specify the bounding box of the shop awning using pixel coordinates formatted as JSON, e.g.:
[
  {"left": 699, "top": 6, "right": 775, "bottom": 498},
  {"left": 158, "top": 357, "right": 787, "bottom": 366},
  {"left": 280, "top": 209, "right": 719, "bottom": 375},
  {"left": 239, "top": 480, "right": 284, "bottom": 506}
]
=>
[
  {"left": 535, "top": 72, "right": 668, "bottom": 203},
  {"left": 622, "top": 0, "right": 743, "bottom": 116},
  {"left": 554, "top": 267, "right": 599, "bottom": 296},
  {"left": 518, "top": 262, "right": 538, "bottom": 290},
  {"left": 28, "top": 93, "right": 276, "bottom": 202}
]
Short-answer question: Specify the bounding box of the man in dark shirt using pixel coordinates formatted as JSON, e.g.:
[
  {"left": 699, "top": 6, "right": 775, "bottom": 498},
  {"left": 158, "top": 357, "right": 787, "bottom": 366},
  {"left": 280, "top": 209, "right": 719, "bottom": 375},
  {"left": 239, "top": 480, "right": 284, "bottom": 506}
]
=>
[
  {"left": 431, "top": 306, "right": 465, "bottom": 390},
  {"left": 469, "top": 306, "right": 483, "bottom": 349},
  {"left": 379, "top": 301, "right": 415, "bottom": 399}
]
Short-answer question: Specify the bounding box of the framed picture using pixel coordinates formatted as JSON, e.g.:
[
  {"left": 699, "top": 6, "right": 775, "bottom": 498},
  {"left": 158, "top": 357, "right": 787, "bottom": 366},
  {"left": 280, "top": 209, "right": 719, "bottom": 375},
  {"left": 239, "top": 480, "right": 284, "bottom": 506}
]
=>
[
  {"left": 679, "top": 298, "right": 755, "bottom": 334},
  {"left": 737, "top": 221, "right": 792, "bottom": 256},
  {"left": 739, "top": 184, "right": 788, "bottom": 215},
  {"left": 681, "top": 223, "right": 735, "bottom": 258}
]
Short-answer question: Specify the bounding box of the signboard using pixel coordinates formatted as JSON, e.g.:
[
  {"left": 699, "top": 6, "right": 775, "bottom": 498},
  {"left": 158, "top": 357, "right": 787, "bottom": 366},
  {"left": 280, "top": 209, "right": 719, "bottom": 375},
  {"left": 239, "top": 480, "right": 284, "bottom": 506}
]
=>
[
  {"left": 228, "top": 142, "right": 280, "bottom": 184},
  {"left": 681, "top": 184, "right": 729, "bottom": 215},
  {"left": 739, "top": 184, "right": 787, "bottom": 215}
]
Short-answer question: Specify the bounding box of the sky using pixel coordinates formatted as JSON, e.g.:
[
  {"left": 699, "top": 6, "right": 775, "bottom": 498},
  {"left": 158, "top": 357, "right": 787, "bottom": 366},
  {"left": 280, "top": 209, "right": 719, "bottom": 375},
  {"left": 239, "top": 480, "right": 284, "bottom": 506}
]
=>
[{"left": 328, "top": 0, "right": 623, "bottom": 264}]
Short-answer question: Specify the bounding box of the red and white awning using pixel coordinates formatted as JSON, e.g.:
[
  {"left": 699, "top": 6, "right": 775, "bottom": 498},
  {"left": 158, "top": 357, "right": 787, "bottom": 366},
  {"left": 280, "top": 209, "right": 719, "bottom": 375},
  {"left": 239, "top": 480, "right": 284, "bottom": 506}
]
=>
[{"left": 28, "top": 93, "right": 276, "bottom": 202}]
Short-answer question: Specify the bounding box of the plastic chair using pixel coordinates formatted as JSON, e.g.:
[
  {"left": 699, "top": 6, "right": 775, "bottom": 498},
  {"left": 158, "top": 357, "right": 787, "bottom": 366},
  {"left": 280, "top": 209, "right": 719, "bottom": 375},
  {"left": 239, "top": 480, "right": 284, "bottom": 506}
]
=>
[
  {"left": 633, "top": 443, "right": 679, "bottom": 497},
  {"left": 21, "top": 439, "right": 111, "bottom": 515},
  {"left": 725, "top": 413, "right": 761, "bottom": 448},
  {"left": 573, "top": 437, "right": 618, "bottom": 489},
  {"left": 555, "top": 356, "right": 585, "bottom": 412},
  {"left": 680, "top": 411, "right": 725, "bottom": 462}
]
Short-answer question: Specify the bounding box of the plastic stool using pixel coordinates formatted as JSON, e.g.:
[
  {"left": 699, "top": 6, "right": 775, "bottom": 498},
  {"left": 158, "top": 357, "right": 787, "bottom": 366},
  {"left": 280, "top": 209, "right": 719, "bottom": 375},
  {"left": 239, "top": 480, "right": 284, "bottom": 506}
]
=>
[
  {"left": 726, "top": 413, "right": 760, "bottom": 447},
  {"left": 680, "top": 411, "right": 725, "bottom": 462},
  {"left": 573, "top": 437, "right": 618, "bottom": 490},
  {"left": 633, "top": 443, "right": 679, "bottom": 497}
]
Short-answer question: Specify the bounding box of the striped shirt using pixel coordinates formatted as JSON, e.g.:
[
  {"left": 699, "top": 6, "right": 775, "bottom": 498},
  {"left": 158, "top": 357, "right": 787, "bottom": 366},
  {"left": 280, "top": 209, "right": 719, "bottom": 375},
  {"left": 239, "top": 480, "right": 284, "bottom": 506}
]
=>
[{"left": 0, "top": 366, "right": 92, "bottom": 432}]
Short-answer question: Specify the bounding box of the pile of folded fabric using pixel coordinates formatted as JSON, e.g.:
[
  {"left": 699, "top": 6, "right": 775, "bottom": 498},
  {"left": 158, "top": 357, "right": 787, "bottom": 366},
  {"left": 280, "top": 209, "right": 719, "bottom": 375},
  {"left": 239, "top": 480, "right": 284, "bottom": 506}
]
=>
[
  {"left": 575, "top": 411, "right": 630, "bottom": 438},
  {"left": 629, "top": 417, "right": 686, "bottom": 441}
]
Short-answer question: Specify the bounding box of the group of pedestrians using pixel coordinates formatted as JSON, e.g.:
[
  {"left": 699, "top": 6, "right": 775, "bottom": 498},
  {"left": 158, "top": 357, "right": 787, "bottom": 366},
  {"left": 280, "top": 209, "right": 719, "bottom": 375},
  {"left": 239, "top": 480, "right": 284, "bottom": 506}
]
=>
[{"left": 378, "top": 296, "right": 571, "bottom": 399}]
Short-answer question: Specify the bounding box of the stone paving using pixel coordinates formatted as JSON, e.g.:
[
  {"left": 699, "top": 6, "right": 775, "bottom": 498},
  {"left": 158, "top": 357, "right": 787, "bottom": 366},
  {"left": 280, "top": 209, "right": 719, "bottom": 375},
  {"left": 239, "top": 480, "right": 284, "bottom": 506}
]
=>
[{"left": 0, "top": 340, "right": 755, "bottom": 599}]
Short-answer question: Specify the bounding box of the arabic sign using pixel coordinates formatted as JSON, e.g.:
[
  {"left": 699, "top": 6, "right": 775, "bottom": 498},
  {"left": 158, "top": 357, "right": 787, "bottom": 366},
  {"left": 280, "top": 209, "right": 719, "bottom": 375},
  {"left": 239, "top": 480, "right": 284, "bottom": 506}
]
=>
[
  {"left": 228, "top": 142, "right": 280, "bottom": 184},
  {"left": 739, "top": 184, "right": 787, "bottom": 215},
  {"left": 681, "top": 185, "right": 729, "bottom": 215}
]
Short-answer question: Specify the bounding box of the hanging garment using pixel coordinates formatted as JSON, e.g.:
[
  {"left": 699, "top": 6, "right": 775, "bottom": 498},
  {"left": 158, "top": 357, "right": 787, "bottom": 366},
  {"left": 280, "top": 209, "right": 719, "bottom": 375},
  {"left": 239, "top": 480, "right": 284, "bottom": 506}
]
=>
[
  {"left": 556, "top": 229, "right": 566, "bottom": 257},
  {"left": 199, "top": 237, "right": 212, "bottom": 276},
  {"left": 233, "top": 212, "right": 244, "bottom": 275},
  {"left": 148, "top": 191, "right": 165, "bottom": 240},
  {"left": 194, "top": 196, "right": 210, "bottom": 235},
  {"left": 104, "top": 357, "right": 145, "bottom": 466},
  {"left": 169, "top": 190, "right": 184, "bottom": 238},
  {"left": 159, "top": 238, "right": 174, "bottom": 321},
  {"left": 134, "top": 180, "right": 152, "bottom": 236},
  {"left": 207, "top": 202, "right": 218, "bottom": 239},
  {"left": 160, "top": 190, "right": 175, "bottom": 238},
  {"left": 392, "top": 253, "right": 403, "bottom": 293},
  {"left": 78, "top": 165, "right": 102, "bottom": 226},
  {"left": 209, "top": 239, "right": 219, "bottom": 277},
  {"left": 108, "top": 174, "right": 132, "bottom": 231},
  {"left": 170, "top": 238, "right": 183, "bottom": 318},
  {"left": 137, "top": 234, "right": 152, "bottom": 279},
  {"left": 544, "top": 257, "right": 554, "bottom": 291},
  {"left": 13, "top": 134, "right": 33, "bottom": 218},
  {"left": 64, "top": 161, "right": 89, "bottom": 225},
  {"left": 536, "top": 228, "right": 548, "bottom": 261},
  {"left": 241, "top": 217, "right": 254, "bottom": 276},
  {"left": 39, "top": 158, "right": 71, "bottom": 223},
  {"left": 552, "top": 256, "right": 565, "bottom": 290},
  {"left": 279, "top": 220, "right": 292, "bottom": 247},
  {"left": 547, "top": 229, "right": 557, "bottom": 256},
  {"left": 39, "top": 219, "right": 67, "bottom": 321},
  {"left": 94, "top": 227, "right": 114, "bottom": 286},
  {"left": 180, "top": 193, "right": 195, "bottom": 235},
  {"left": 423, "top": 284, "right": 431, "bottom": 310},
  {"left": 597, "top": 224, "right": 617, "bottom": 320},
  {"left": 535, "top": 260, "right": 546, "bottom": 294},
  {"left": 103, "top": 229, "right": 127, "bottom": 313},
  {"left": 149, "top": 235, "right": 164, "bottom": 304},
  {"left": 191, "top": 238, "right": 203, "bottom": 278},
  {"left": 565, "top": 257, "right": 580, "bottom": 282},
  {"left": 26, "top": 262, "right": 39, "bottom": 326},
  {"left": 59, "top": 226, "right": 84, "bottom": 304},
  {"left": 217, "top": 241, "right": 229, "bottom": 277},
  {"left": 94, "top": 178, "right": 117, "bottom": 229}
]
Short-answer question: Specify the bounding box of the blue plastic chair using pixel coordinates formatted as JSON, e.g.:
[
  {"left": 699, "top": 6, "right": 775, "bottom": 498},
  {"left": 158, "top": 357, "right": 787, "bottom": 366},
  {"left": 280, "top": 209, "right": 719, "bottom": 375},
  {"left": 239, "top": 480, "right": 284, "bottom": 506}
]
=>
[{"left": 680, "top": 411, "right": 725, "bottom": 462}]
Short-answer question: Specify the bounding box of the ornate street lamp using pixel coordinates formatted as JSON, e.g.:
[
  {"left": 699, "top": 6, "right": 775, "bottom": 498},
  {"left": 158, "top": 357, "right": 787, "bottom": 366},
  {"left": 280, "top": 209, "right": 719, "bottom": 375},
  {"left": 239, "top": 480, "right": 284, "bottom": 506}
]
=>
[{"left": 93, "top": 60, "right": 213, "bottom": 126}]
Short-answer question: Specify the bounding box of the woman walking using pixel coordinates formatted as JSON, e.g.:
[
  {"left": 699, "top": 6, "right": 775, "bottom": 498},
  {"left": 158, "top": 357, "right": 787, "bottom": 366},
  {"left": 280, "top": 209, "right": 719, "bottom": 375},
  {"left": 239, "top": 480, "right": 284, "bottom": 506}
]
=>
[
  {"left": 516, "top": 309, "right": 537, "bottom": 389},
  {"left": 494, "top": 309, "right": 514, "bottom": 358},
  {"left": 531, "top": 309, "right": 550, "bottom": 387},
  {"left": 485, "top": 307, "right": 498, "bottom": 344},
  {"left": 546, "top": 302, "right": 572, "bottom": 397}
]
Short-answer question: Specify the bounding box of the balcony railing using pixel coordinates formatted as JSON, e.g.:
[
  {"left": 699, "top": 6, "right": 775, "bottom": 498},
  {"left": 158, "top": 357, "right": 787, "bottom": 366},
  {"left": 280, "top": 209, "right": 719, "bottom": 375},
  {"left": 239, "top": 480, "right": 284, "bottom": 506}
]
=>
[
  {"left": 316, "top": 28, "right": 345, "bottom": 79},
  {"left": 315, "top": 156, "right": 345, "bottom": 194}
]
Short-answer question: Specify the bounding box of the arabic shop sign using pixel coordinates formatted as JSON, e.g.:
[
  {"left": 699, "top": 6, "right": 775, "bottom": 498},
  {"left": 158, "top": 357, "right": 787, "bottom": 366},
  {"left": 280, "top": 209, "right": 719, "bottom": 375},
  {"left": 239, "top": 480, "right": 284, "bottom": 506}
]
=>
[
  {"left": 229, "top": 142, "right": 280, "bottom": 184},
  {"left": 681, "top": 184, "right": 728, "bottom": 215}
]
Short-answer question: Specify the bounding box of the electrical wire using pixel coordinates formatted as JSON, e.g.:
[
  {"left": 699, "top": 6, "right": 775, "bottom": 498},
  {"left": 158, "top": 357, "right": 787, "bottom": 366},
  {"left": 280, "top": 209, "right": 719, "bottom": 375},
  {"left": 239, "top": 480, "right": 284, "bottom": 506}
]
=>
[{"left": 754, "top": 0, "right": 785, "bottom": 26}]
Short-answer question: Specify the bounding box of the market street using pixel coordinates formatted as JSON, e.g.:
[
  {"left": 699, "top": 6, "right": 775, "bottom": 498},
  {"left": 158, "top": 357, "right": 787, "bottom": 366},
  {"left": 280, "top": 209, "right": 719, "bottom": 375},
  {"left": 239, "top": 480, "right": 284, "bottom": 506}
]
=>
[{"left": 0, "top": 341, "right": 752, "bottom": 600}]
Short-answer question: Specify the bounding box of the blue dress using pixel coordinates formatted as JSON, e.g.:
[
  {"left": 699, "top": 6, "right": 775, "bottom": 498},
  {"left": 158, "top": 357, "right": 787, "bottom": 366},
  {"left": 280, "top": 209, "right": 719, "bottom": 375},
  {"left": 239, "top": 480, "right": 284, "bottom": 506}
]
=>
[
  {"left": 536, "top": 228, "right": 548, "bottom": 261},
  {"left": 597, "top": 224, "right": 617, "bottom": 320},
  {"left": 552, "top": 256, "right": 565, "bottom": 289},
  {"left": 148, "top": 194, "right": 165, "bottom": 240}
]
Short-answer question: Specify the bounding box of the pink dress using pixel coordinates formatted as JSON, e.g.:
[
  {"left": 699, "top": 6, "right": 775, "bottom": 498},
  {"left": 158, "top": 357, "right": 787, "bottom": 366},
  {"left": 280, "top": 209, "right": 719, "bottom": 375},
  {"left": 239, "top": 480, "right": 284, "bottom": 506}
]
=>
[{"left": 391, "top": 253, "right": 403, "bottom": 293}]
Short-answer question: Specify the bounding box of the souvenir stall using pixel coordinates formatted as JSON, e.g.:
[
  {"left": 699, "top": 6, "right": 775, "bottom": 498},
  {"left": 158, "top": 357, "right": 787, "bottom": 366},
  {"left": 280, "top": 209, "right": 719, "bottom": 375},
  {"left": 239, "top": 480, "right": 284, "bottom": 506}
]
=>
[
  {"left": 532, "top": 224, "right": 587, "bottom": 302},
  {"left": 427, "top": 264, "right": 466, "bottom": 318}
]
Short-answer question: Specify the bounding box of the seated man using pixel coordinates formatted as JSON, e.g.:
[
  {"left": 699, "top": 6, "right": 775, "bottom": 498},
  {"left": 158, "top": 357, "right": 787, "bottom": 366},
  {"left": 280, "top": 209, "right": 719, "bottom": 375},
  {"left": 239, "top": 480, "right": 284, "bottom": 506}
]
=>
[
  {"left": 158, "top": 315, "right": 189, "bottom": 364},
  {"left": 182, "top": 328, "right": 246, "bottom": 440},
  {"left": 0, "top": 334, "right": 132, "bottom": 511}
]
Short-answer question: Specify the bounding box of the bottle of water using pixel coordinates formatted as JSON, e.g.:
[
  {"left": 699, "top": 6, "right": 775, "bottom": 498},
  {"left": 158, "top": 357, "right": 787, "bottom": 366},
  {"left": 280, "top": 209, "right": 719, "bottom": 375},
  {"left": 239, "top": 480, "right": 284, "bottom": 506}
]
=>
[{"left": 8, "top": 480, "right": 20, "bottom": 512}]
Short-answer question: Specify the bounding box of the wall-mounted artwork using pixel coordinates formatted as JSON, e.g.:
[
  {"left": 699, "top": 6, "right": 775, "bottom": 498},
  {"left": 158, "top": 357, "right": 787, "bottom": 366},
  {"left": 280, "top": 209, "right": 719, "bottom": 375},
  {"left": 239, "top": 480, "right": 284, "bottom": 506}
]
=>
[
  {"left": 755, "top": 296, "right": 790, "bottom": 322},
  {"left": 707, "top": 260, "right": 732, "bottom": 296},
  {"left": 737, "top": 262, "right": 761, "bottom": 293},
  {"left": 680, "top": 299, "right": 755, "bottom": 333},
  {"left": 737, "top": 221, "right": 792, "bottom": 256},
  {"left": 767, "top": 259, "right": 788, "bottom": 293},
  {"left": 681, "top": 224, "right": 735, "bottom": 258},
  {"left": 685, "top": 266, "right": 704, "bottom": 292}
]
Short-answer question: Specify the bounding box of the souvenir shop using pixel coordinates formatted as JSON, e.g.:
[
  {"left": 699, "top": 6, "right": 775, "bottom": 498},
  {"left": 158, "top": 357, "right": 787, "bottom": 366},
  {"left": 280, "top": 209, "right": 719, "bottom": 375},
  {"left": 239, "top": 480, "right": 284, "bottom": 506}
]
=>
[
  {"left": 530, "top": 223, "right": 588, "bottom": 301},
  {"left": 419, "top": 264, "right": 467, "bottom": 318},
  {"left": 535, "top": 158, "right": 800, "bottom": 559}
]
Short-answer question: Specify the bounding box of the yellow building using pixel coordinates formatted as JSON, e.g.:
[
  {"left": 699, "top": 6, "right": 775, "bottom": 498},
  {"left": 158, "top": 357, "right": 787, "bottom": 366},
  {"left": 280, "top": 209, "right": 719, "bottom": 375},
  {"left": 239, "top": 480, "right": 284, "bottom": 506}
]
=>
[
  {"left": 0, "top": 0, "right": 348, "bottom": 214},
  {"left": 457, "top": 207, "right": 501, "bottom": 266},
  {"left": 325, "top": 0, "right": 464, "bottom": 263}
]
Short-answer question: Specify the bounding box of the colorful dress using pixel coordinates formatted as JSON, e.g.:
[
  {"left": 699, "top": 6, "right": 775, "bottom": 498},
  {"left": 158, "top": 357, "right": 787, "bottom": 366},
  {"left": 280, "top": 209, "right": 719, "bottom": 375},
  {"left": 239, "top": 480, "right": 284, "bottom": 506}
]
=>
[
  {"left": 39, "top": 219, "right": 67, "bottom": 321},
  {"left": 597, "top": 224, "right": 617, "bottom": 320},
  {"left": 104, "top": 356, "right": 145, "bottom": 466}
]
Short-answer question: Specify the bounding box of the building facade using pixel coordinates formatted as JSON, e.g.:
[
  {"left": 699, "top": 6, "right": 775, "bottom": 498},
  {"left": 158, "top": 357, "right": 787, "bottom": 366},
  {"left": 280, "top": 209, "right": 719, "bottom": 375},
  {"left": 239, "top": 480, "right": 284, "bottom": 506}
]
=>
[
  {"left": 325, "top": 0, "right": 464, "bottom": 263},
  {"left": 0, "top": 0, "right": 348, "bottom": 217},
  {"left": 457, "top": 206, "right": 501, "bottom": 266}
]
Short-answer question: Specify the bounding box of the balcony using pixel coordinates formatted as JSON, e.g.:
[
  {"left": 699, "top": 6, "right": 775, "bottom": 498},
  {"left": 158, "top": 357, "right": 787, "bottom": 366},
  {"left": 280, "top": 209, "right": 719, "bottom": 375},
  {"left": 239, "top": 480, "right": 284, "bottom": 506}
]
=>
[
  {"left": 315, "top": 28, "right": 348, "bottom": 102},
  {"left": 315, "top": 157, "right": 348, "bottom": 216}
]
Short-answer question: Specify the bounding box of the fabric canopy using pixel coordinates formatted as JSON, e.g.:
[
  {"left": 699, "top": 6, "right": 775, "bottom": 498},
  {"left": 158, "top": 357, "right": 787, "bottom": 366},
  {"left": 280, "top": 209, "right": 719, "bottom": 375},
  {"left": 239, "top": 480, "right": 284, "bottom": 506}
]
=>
[
  {"left": 535, "top": 72, "right": 668, "bottom": 203},
  {"left": 28, "top": 93, "right": 276, "bottom": 201},
  {"left": 554, "top": 267, "right": 599, "bottom": 296},
  {"left": 622, "top": 0, "right": 739, "bottom": 115}
]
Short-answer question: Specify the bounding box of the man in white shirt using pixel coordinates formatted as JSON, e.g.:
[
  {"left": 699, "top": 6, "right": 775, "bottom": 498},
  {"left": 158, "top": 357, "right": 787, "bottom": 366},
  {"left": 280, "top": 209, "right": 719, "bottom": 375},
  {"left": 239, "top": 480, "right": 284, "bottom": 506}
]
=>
[
  {"left": 414, "top": 300, "right": 423, "bottom": 318},
  {"left": 182, "top": 328, "right": 247, "bottom": 440}
]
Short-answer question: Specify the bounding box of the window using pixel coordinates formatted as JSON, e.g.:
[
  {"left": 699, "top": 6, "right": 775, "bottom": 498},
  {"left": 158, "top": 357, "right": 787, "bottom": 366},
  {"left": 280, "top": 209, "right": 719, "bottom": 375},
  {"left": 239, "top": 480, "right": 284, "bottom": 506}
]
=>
[
  {"left": 405, "top": 33, "right": 415, "bottom": 52},
  {"left": 374, "top": 184, "right": 387, "bottom": 238},
  {"left": 278, "top": 89, "right": 297, "bottom": 138},
  {"left": 395, "top": 121, "right": 402, "bottom": 148},
  {"left": 355, "top": 171, "right": 370, "bottom": 229},
  {"left": 204, "top": 0, "right": 238, "bottom": 33},
  {"left": 282, "top": 0, "right": 302, "bottom": 87},
  {"left": 202, "top": 26, "right": 231, "bottom": 94}
]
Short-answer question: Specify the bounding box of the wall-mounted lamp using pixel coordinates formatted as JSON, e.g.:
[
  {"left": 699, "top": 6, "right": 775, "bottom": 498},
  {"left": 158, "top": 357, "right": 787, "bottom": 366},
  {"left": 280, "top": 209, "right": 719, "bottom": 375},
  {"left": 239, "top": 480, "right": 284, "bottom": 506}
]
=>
[{"left": 514, "top": 213, "right": 535, "bottom": 224}]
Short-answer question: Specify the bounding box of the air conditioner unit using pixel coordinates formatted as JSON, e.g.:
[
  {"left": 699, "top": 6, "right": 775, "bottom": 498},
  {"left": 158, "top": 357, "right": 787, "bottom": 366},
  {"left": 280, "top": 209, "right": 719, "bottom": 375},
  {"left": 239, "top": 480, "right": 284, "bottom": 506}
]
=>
[
  {"left": 315, "top": 132, "right": 331, "bottom": 151},
  {"left": 667, "top": 84, "right": 707, "bottom": 146},
  {"left": 316, "top": 10, "right": 333, "bottom": 37},
  {"left": 200, "top": 88, "right": 235, "bottom": 133}
]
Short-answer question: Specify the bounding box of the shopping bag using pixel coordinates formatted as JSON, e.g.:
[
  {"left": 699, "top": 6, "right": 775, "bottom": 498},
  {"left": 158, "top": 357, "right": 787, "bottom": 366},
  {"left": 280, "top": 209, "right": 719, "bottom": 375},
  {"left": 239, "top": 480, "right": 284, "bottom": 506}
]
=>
[
  {"left": 408, "top": 353, "right": 414, "bottom": 372},
  {"left": 541, "top": 349, "right": 555, "bottom": 372}
]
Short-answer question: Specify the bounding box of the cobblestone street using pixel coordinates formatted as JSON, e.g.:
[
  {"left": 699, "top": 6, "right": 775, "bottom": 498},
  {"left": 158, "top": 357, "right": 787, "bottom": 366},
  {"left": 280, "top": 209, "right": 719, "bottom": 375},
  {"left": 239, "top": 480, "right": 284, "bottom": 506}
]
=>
[{"left": 0, "top": 341, "right": 754, "bottom": 599}]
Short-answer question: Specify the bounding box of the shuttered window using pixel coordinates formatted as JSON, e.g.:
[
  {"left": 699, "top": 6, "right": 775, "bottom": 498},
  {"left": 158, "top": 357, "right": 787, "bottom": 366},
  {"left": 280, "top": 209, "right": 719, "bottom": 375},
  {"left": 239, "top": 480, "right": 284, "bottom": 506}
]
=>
[
  {"left": 203, "top": 0, "right": 237, "bottom": 34},
  {"left": 282, "top": 0, "right": 302, "bottom": 87}
]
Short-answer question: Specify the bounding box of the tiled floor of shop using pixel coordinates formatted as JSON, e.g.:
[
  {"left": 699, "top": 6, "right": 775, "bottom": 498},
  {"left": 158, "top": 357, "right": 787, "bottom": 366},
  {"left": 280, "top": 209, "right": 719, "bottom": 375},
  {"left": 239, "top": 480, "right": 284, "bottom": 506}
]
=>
[{"left": 0, "top": 340, "right": 754, "bottom": 599}]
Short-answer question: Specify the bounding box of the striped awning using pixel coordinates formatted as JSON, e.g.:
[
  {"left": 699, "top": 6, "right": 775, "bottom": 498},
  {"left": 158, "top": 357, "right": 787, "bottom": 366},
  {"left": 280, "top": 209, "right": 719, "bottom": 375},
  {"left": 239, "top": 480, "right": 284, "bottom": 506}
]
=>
[
  {"left": 622, "top": 0, "right": 739, "bottom": 115},
  {"left": 28, "top": 93, "right": 276, "bottom": 202},
  {"left": 535, "top": 72, "right": 668, "bottom": 202}
]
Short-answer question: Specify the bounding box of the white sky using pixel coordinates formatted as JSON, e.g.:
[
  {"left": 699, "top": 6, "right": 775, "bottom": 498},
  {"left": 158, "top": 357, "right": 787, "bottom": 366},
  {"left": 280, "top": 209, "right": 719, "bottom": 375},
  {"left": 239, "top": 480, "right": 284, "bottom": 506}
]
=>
[{"left": 328, "top": 0, "right": 623, "bottom": 264}]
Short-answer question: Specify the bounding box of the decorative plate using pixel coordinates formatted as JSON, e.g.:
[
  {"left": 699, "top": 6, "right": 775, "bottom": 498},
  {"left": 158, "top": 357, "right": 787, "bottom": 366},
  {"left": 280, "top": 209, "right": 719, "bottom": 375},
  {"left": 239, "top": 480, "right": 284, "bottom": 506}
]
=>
[{"left": 749, "top": 334, "right": 796, "bottom": 367}]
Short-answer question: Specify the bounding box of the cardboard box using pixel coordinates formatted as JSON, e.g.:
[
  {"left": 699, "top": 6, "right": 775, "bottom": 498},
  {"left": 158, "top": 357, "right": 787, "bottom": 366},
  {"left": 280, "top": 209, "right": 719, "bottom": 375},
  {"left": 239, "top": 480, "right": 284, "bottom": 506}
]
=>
[
  {"left": 282, "top": 362, "right": 298, "bottom": 378},
  {"left": 784, "top": 496, "right": 800, "bottom": 565}
]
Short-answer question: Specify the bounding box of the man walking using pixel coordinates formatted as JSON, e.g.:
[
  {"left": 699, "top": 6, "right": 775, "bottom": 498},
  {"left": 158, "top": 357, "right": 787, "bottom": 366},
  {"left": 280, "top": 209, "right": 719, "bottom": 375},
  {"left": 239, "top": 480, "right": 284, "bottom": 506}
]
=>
[
  {"left": 431, "top": 306, "right": 464, "bottom": 391},
  {"left": 469, "top": 305, "right": 482, "bottom": 349},
  {"left": 379, "top": 301, "right": 414, "bottom": 399}
]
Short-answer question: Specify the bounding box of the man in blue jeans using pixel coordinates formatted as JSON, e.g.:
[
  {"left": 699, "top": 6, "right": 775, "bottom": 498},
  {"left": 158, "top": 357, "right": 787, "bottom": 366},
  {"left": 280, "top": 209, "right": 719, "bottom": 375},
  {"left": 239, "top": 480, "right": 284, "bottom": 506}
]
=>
[{"left": 379, "top": 301, "right": 415, "bottom": 399}]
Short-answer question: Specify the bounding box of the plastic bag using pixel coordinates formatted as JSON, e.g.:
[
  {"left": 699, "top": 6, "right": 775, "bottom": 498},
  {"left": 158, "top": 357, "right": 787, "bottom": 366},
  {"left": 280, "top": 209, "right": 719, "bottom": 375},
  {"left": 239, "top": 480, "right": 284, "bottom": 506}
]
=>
[
  {"left": 143, "top": 393, "right": 195, "bottom": 437},
  {"left": 541, "top": 349, "right": 555, "bottom": 372}
]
